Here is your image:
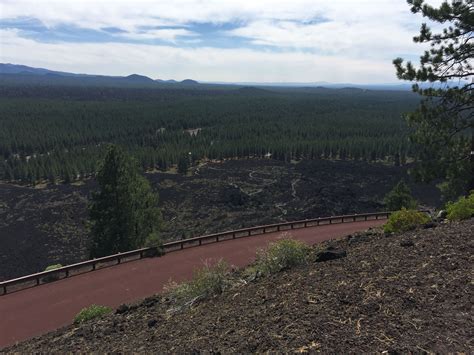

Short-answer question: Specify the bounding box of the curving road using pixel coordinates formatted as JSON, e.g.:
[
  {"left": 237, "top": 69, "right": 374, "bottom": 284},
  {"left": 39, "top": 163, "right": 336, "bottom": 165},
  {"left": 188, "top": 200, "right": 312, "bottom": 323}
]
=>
[{"left": 0, "top": 219, "right": 385, "bottom": 348}]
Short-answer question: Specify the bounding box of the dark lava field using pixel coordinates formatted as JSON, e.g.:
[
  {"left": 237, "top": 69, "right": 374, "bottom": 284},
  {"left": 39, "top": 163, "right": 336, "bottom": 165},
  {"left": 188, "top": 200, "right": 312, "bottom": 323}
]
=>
[{"left": 0, "top": 159, "right": 439, "bottom": 280}]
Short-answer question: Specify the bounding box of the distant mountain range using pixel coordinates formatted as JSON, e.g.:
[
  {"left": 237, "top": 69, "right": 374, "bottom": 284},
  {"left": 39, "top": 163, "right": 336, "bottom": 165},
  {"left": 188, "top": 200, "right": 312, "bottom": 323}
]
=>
[
  {"left": 0, "top": 63, "right": 199, "bottom": 86},
  {"left": 203, "top": 80, "right": 463, "bottom": 91},
  {"left": 0, "top": 63, "right": 462, "bottom": 90}
]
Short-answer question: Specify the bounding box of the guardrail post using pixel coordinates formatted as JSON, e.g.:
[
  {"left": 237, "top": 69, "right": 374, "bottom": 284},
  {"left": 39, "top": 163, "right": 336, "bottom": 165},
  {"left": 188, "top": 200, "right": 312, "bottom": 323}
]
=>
[
  {"left": 65, "top": 269, "right": 69, "bottom": 278},
  {"left": 291, "top": 224, "right": 294, "bottom": 229},
  {"left": 181, "top": 243, "right": 184, "bottom": 250},
  {"left": 277, "top": 225, "right": 280, "bottom": 231},
  {"left": 199, "top": 239, "right": 202, "bottom": 245},
  {"left": 375, "top": 215, "right": 379, "bottom": 220},
  {"left": 329, "top": 219, "right": 332, "bottom": 224},
  {"left": 365, "top": 215, "right": 368, "bottom": 221},
  {"left": 216, "top": 236, "right": 219, "bottom": 242},
  {"left": 139, "top": 251, "right": 143, "bottom": 259},
  {"left": 232, "top": 232, "right": 236, "bottom": 239},
  {"left": 92, "top": 263, "right": 96, "bottom": 271},
  {"left": 117, "top": 257, "right": 121, "bottom": 264},
  {"left": 2, "top": 285, "right": 6, "bottom": 295},
  {"left": 36, "top": 277, "right": 40, "bottom": 286}
]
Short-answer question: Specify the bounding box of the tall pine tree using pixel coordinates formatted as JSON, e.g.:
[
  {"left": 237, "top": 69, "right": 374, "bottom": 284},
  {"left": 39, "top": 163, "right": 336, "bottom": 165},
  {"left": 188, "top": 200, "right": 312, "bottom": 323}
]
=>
[
  {"left": 393, "top": 0, "right": 473, "bottom": 200},
  {"left": 89, "top": 145, "right": 161, "bottom": 258}
]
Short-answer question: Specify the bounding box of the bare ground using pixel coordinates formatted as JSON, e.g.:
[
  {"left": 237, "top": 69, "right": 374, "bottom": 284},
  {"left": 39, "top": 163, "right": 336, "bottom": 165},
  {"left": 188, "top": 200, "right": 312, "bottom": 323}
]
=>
[{"left": 5, "top": 219, "right": 472, "bottom": 353}]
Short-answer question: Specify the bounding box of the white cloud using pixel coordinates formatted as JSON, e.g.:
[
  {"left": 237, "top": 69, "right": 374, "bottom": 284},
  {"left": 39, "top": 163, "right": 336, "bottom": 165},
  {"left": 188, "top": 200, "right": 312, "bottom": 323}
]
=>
[
  {"left": 0, "top": 0, "right": 442, "bottom": 32},
  {"left": 0, "top": 0, "right": 447, "bottom": 82},
  {"left": 1, "top": 28, "right": 398, "bottom": 83},
  {"left": 227, "top": 18, "right": 422, "bottom": 59},
  {"left": 119, "top": 28, "right": 198, "bottom": 42}
]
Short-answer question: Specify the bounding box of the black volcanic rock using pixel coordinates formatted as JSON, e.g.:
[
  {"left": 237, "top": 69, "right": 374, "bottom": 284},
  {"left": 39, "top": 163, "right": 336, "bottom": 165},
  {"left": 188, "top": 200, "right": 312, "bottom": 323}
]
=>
[{"left": 314, "top": 248, "right": 347, "bottom": 262}]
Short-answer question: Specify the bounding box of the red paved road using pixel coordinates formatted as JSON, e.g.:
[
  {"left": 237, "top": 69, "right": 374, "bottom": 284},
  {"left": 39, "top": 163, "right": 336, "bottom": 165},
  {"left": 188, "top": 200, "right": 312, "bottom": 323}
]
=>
[{"left": 0, "top": 219, "right": 384, "bottom": 348}]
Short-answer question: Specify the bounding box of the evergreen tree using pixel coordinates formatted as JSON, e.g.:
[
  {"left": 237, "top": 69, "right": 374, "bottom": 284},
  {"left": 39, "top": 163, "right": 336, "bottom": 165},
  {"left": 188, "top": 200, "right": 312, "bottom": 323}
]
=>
[
  {"left": 177, "top": 154, "right": 190, "bottom": 175},
  {"left": 393, "top": 0, "right": 473, "bottom": 200},
  {"left": 89, "top": 145, "right": 161, "bottom": 258},
  {"left": 384, "top": 180, "right": 418, "bottom": 211}
]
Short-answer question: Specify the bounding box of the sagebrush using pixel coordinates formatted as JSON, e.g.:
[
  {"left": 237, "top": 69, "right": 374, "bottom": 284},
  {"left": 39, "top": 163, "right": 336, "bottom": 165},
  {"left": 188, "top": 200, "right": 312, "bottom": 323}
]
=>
[
  {"left": 255, "top": 235, "right": 309, "bottom": 275},
  {"left": 164, "top": 259, "right": 229, "bottom": 306}
]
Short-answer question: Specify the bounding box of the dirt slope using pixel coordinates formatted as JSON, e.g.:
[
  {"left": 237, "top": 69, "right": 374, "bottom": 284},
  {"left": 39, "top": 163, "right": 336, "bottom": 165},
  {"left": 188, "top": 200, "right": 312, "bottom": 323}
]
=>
[{"left": 5, "top": 219, "right": 472, "bottom": 353}]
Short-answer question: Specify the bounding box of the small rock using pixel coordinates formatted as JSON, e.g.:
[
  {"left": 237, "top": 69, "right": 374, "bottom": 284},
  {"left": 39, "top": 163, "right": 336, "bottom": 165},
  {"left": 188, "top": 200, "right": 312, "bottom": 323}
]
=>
[
  {"left": 147, "top": 319, "right": 158, "bottom": 328},
  {"left": 436, "top": 210, "right": 447, "bottom": 220},
  {"left": 315, "top": 249, "right": 347, "bottom": 262},
  {"left": 348, "top": 234, "right": 369, "bottom": 245},
  {"left": 423, "top": 222, "right": 437, "bottom": 229},
  {"left": 115, "top": 304, "right": 129, "bottom": 314},
  {"left": 400, "top": 240, "right": 414, "bottom": 247},
  {"left": 142, "top": 297, "right": 157, "bottom": 308}
]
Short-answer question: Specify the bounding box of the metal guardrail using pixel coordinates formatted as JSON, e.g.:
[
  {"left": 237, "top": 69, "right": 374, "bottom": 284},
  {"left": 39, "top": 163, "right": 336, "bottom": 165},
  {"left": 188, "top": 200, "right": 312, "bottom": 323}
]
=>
[{"left": 0, "top": 211, "right": 391, "bottom": 296}]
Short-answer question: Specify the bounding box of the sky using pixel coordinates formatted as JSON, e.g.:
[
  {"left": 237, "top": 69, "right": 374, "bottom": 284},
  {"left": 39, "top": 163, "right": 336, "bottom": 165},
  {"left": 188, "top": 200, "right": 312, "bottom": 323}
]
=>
[{"left": 0, "top": 0, "right": 443, "bottom": 83}]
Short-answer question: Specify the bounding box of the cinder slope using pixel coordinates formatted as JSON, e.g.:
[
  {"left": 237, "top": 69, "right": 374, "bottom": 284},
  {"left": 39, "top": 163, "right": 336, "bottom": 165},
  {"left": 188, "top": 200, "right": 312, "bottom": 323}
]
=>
[{"left": 5, "top": 219, "right": 473, "bottom": 353}]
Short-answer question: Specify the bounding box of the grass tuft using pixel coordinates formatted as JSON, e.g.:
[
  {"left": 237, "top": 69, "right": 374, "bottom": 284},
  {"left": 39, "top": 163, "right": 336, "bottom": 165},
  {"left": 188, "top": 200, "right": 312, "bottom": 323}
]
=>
[
  {"left": 74, "top": 304, "right": 112, "bottom": 324},
  {"left": 254, "top": 234, "right": 309, "bottom": 275},
  {"left": 164, "top": 259, "right": 230, "bottom": 306}
]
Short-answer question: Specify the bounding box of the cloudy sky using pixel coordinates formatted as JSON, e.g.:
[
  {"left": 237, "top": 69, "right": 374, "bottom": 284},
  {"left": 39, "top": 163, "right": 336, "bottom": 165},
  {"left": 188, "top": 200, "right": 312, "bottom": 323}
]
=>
[{"left": 0, "top": 0, "right": 442, "bottom": 83}]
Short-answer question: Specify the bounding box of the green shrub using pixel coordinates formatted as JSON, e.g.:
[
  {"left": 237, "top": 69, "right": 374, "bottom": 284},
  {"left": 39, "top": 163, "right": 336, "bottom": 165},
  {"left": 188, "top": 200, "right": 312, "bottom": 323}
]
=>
[
  {"left": 446, "top": 191, "right": 474, "bottom": 221},
  {"left": 74, "top": 304, "right": 112, "bottom": 324},
  {"left": 255, "top": 235, "right": 309, "bottom": 275},
  {"left": 144, "top": 231, "right": 161, "bottom": 248},
  {"left": 384, "top": 180, "right": 418, "bottom": 211},
  {"left": 44, "top": 263, "right": 63, "bottom": 271},
  {"left": 164, "top": 259, "right": 229, "bottom": 305},
  {"left": 143, "top": 231, "right": 164, "bottom": 257},
  {"left": 384, "top": 208, "right": 430, "bottom": 233},
  {"left": 43, "top": 264, "right": 63, "bottom": 282}
]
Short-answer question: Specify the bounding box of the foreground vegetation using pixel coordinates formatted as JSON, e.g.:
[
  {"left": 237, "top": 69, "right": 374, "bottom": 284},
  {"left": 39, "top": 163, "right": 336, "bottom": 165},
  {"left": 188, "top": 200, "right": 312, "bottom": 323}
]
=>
[
  {"left": 74, "top": 305, "right": 112, "bottom": 324},
  {"left": 383, "top": 208, "right": 430, "bottom": 233},
  {"left": 446, "top": 191, "right": 474, "bottom": 221}
]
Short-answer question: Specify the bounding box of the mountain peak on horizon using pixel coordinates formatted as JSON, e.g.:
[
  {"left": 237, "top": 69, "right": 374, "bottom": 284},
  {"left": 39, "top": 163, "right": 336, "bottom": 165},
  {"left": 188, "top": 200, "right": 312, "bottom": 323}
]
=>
[
  {"left": 180, "top": 79, "right": 199, "bottom": 84},
  {"left": 125, "top": 74, "right": 154, "bottom": 82}
]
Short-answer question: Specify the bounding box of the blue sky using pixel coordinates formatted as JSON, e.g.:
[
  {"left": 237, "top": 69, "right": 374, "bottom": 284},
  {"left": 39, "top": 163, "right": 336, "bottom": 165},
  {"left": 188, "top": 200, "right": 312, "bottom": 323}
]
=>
[{"left": 0, "top": 0, "right": 441, "bottom": 83}]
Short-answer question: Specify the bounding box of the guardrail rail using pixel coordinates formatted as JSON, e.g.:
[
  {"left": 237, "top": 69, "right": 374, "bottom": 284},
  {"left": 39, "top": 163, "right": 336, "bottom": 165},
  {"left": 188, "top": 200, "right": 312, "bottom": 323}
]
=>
[{"left": 1, "top": 211, "right": 393, "bottom": 296}]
